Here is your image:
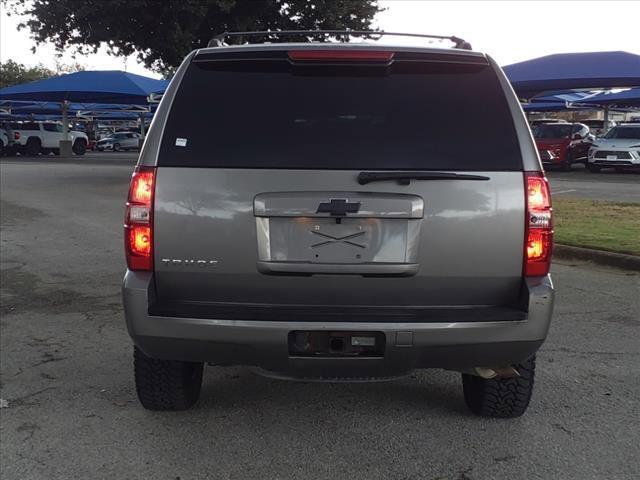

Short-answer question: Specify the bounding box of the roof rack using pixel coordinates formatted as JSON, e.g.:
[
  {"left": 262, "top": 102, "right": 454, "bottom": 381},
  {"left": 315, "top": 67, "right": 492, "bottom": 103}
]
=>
[{"left": 207, "top": 30, "right": 472, "bottom": 50}]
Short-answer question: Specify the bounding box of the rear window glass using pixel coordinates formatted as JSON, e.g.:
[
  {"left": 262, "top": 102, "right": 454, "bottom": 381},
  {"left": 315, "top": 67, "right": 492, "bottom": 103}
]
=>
[{"left": 159, "top": 55, "right": 522, "bottom": 170}]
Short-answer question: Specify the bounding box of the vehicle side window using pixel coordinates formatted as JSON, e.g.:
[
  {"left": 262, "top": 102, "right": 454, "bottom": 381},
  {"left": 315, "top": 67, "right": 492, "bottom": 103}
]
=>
[{"left": 43, "top": 123, "right": 58, "bottom": 132}]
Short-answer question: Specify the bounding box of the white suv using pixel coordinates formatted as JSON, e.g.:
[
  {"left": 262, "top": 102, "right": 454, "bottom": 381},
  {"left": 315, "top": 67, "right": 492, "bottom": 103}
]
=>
[
  {"left": 9, "top": 121, "right": 88, "bottom": 156},
  {"left": 587, "top": 123, "right": 640, "bottom": 172}
]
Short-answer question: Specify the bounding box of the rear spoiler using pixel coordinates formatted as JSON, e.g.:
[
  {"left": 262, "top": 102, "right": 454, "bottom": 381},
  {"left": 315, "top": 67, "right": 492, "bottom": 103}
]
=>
[{"left": 207, "top": 30, "right": 473, "bottom": 50}]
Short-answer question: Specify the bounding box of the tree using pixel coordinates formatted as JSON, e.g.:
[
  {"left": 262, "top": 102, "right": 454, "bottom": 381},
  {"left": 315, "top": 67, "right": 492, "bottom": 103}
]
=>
[
  {"left": 0, "top": 60, "right": 53, "bottom": 88},
  {"left": 0, "top": 59, "right": 86, "bottom": 88},
  {"left": 5, "top": 0, "right": 382, "bottom": 76}
]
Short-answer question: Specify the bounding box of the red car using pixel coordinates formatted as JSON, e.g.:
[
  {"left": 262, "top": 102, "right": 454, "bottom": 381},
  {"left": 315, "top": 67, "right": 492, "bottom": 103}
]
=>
[{"left": 533, "top": 122, "right": 593, "bottom": 170}]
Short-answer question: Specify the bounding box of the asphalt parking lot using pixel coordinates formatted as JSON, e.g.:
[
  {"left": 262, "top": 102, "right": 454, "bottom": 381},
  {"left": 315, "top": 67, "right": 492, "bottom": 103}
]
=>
[
  {"left": 547, "top": 165, "right": 640, "bottom": 202},
  {"left": 1, "top": 156, "right": 639, "bottom": 480}
]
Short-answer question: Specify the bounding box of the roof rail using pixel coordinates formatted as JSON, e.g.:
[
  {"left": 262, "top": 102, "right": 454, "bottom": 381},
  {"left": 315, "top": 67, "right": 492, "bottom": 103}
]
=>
[{"left": 207, "top": 30, "right": 472, "bottom": 50}]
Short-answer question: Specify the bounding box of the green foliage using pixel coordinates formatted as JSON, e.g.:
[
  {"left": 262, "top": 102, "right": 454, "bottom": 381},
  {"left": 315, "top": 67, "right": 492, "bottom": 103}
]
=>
[
  {"left": 5, "top": 0, "right": 382, "bottom": 75},
  {"left": 0, "top": 59, "right": 53, "bottom": 88},
  {"left": 0, "top": 59, "right": 85, "bottom": 88}
]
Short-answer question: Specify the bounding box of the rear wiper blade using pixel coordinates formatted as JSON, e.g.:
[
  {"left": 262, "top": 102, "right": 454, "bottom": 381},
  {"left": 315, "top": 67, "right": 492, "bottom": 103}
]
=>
[{"left": 358, "top": 171, "right": 490, "bottom": 185}]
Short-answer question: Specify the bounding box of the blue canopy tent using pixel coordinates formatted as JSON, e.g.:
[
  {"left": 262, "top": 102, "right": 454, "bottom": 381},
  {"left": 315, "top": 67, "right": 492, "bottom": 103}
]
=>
[
  {"left": 503, "top": 51, "right": 640, "bottom": 100},
  {"left": 530, "top": 92, "right": 599, "bottom": 104},
  {"left": 573, "top": 88, "right": 640, "bottom": 109},
  {"left": 521, "top": 102, "right": 588, "bottom": 113},
  {"left": 0, "top": 100, "right": 152, "bottom": 116},
  {"left": 0, "top": 71, "right": 167, "bottom": 104},
  {"left": 0, "top": 71, "right": 167, "bottom": 152}
]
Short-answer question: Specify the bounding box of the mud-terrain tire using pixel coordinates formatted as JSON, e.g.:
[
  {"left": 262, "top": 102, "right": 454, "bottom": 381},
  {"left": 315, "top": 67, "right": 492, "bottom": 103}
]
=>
[
  {"left": 462, "top": 356, "right": 535, "bottom": 418},
  {"left": 134, "top": 346, "right": 204, "bottom": 411}
]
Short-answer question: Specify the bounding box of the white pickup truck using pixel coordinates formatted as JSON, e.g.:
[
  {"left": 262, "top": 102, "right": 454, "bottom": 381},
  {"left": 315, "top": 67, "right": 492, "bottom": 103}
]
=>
[{"left": 7, "top": 121, "right": 88, "bottom": 156}]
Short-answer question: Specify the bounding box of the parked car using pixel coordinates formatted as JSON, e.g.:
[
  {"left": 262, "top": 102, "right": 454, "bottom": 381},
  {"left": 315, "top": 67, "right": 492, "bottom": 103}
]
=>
[
  {"left": 538, "top": 149, "right": 557, "bottom": 168},
  {"left": 8, "top": 121, "right": 88, "bottom": 156},
  {"left": 96, "top": 132, "right": 141, "bottom": 151},
  {"left": 533, "top": 122, "right": 593, "bottom": 170},
  {"left": 587, "top": 123, "right": 640, "bottom": 172},
  {"left": 0, "top": 127, "right": 8, "bottom": 156},
  {"left": 529, "top": 118, "right": 568, "bottom": 127},
  {"left": 583, "top": 119, "right": 617, "bottom": 137},
  {"left": 123, "top": 35, "right": 555, "bottom": 418}
]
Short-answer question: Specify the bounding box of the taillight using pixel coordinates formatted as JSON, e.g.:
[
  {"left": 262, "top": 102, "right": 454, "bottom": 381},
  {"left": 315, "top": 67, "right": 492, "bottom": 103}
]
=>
[
  {"left": 14, "top": 131, "right": 20, "bottom": 140},
  {"left": 125, "top": 166, "right": 155, "bottom": 271},
  {"left": 524, "top": 172, "right": 553, "bottom": 277},
  {"left": 288, "top": 50, "right": 394, "bottom": 62}
]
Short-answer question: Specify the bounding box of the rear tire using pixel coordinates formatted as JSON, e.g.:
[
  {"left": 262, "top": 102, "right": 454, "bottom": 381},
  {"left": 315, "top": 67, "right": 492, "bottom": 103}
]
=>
[
  {"left": 25, "top": 137, "right": 41, "bottom": 156},
  {"left": 587, "top": 164, "right": 601, "bottom": 173},
  {"left": 133, "top": 346, "right": 204, "bottom": 411},
  {"left": 72, "top": 139, "right": 87, "bottom": 155},
  {"left": 462, "top": 356, "right": 535, "bottom": 418},
  {"left": 560, "top": 152, "right": 572, "bottom": 171}
]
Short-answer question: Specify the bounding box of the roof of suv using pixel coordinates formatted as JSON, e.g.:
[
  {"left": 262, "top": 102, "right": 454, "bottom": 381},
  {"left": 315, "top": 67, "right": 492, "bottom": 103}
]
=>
[{"left": 194, "top": 42, "right": 488, "bottom": 61}]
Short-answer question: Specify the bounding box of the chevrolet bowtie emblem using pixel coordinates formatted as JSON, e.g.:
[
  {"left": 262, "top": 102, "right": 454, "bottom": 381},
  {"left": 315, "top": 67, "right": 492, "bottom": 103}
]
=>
[{"left": 316, "top": 199, "right": 361, "bottom": 216}]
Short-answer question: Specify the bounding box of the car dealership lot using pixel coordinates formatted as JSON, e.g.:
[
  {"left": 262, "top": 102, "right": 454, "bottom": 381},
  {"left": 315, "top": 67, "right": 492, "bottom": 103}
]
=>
[{"left": 1, "top": 157, "right": 639, "bottom": 480}]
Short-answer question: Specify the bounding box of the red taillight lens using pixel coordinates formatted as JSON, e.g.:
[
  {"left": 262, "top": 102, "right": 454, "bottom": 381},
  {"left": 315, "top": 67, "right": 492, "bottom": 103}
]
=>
[
  {"left": 130, "top": 171, "right": 154, "bottom": 203},
  {"left": 288, "top": 50, "right": 394, "bottom": 62},
  {"left": 524, "top": 172, "right": 553, "bottom": 277},
  {"left": 125, "top": 166, "right": 155, "bottom": 271}
]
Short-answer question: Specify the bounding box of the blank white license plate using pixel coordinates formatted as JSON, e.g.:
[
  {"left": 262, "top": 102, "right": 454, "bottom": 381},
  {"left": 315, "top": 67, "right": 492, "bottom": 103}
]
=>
[{"left": 606, "top": 155, "right": 618, "bottom": 160}]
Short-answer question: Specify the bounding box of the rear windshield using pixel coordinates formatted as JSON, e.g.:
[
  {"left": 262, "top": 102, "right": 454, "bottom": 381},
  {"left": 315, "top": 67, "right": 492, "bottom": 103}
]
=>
[
  {"left": 534, "top": 124, "right": 572, "bottom": 139},
  {"left": 159, "top": 55, "right": 522, "bottom": 170}
]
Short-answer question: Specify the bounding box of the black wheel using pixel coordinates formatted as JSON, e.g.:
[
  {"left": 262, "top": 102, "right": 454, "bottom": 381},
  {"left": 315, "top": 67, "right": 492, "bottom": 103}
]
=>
[
  {"left": 587, "top": 164, "right": 601, "bottom": 173},
  {"left": 53, "top": 148, "right": 60, "bottom": 156},
  {"left": 462, "top": 356, "right": 536, "bottom": 418},
  {"left": 72, "top": 139, "right": 87, "bottom": 155},
  {"left": 25, "top": 137, "right": 41, "bottom": 156},
  {"left": 133, "top": 346, "right": 204, "bottom": 411},
  {"left": 0, "top": 141, "right": 4, "bottom": 156},
  {"left": 113, "top": 143, "right": 121, "bottom": 152}
]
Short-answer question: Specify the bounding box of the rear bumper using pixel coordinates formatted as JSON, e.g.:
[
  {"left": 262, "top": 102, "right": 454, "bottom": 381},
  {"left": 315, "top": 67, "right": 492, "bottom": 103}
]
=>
[{"left": 123, "top": 271, "right": 554, "bottom": 377}]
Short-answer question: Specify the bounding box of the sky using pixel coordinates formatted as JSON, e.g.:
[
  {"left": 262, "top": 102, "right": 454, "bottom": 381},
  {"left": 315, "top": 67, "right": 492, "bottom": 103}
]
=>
[{"left": 1, "top": 0, "right": 639, "bottom": 79}]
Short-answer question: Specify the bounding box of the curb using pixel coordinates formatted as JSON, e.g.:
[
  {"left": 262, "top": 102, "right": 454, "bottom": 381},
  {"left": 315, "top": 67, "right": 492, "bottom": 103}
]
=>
[{"left": 554, "top": 244, "right": 640, "bottom": 272}]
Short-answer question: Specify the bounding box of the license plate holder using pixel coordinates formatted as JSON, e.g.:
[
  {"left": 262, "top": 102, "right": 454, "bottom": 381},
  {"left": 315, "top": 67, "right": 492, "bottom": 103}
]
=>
[{"left": 606, "top": 154, "right": 618, "bottom": 160}]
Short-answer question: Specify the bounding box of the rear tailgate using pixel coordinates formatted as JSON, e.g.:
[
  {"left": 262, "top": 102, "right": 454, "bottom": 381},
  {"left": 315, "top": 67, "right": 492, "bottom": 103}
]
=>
[{"left": 151, "top": 47, "right": 526, "bottom": 316}]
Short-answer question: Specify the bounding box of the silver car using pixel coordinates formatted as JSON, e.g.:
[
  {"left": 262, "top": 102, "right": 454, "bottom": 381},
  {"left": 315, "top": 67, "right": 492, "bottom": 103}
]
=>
[
  {"left": 122, "top": 32, "right": 554, "bottom": 417},
  {"left": 97, "top": 131, "right": 141, "bottom": 151},
  {"left": 587, "top": 123, "right": 640, "bottom": 172}
]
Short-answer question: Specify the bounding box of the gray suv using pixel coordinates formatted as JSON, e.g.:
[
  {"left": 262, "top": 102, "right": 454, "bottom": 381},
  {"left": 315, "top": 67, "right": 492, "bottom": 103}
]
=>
[{"left": 123, "top": 32, "right": 554, "bottom": 417}]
